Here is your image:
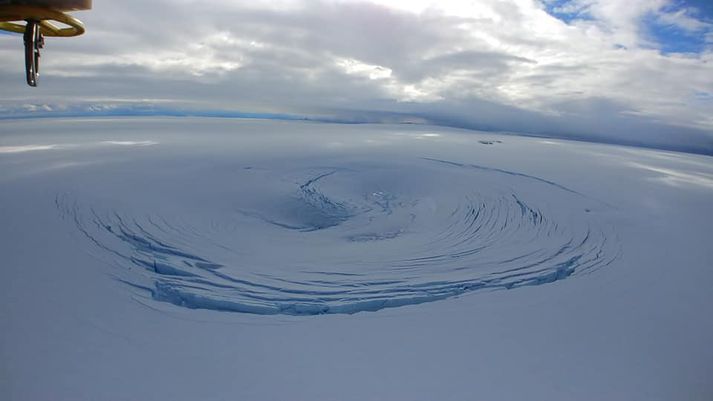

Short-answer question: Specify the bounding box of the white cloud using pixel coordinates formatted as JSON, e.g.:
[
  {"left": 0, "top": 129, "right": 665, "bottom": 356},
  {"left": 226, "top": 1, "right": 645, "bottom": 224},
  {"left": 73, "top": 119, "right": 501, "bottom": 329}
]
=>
[
  {"left": 335, "top": 58, "right": 392, "bottom": 80},
  {"left": 0, "top": 0, "right": 711, "bottom": 152}
]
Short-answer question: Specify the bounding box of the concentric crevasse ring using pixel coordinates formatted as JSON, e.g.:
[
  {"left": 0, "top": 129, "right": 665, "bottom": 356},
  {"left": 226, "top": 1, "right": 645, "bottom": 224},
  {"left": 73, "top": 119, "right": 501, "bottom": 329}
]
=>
[{"left": 57, "top": 157, "right": 619, "bottom": 315}]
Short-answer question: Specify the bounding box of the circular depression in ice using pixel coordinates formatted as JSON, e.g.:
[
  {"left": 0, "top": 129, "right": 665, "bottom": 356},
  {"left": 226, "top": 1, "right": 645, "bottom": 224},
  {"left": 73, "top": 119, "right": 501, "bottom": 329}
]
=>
[{"left": 59, "top": 156, "right": 618, "bottom": 315}]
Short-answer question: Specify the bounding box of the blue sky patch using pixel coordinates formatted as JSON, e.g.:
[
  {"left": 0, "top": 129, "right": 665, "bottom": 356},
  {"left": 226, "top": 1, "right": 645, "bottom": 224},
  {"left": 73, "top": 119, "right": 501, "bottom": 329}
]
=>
[
  {"left": 542, "top": 0, "right": 712, "bottom": 54},
  {"left": 644, "top": 15, "right": 710, "bottom": 54},
  {"left": 642, "top": 1, "right": 713, "bottom": 54},
  {"left": 542, "top": 0, "right": 590, "bottom": 24}
]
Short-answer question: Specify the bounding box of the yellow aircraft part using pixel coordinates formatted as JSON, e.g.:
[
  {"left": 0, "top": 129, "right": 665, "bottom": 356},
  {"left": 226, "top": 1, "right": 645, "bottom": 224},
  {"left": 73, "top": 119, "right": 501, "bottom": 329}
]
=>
[
  {"left": 0, "top": 5, "right": 85, "bottom": 37},
  {"left": 0, "top": 0, "right": 91, "bottom": 12}
]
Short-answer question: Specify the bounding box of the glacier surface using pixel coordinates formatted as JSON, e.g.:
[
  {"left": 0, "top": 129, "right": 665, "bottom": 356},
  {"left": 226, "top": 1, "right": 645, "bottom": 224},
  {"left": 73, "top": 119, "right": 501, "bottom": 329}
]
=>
[{"left": 1, "top": 118, "right": 712, "bottom": 400}]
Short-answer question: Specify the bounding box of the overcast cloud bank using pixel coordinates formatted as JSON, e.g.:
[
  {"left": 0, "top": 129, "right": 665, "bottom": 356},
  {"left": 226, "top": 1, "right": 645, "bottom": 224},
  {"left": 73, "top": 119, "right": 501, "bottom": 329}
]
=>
[{"left": 1, "top": 0, "right": 712, "bottom": 153}]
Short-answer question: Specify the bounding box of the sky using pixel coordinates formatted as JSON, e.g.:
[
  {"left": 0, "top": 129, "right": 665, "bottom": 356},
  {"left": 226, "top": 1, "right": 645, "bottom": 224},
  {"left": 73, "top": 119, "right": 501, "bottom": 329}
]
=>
[{"left": 1, "top": 0, "right": 712, "bottom": 153}]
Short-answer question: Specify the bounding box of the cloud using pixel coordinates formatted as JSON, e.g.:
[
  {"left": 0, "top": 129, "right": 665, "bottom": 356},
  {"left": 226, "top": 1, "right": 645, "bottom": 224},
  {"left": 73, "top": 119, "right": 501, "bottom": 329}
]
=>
[{"left": 0, "top": 0, "right": 712, "bottom": 153}]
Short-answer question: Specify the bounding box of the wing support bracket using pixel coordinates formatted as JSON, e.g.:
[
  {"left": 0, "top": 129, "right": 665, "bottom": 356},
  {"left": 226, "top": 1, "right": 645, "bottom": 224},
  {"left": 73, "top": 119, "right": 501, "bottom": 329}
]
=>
[{"left": 1, "top": 5, "right": 86, "bottom": 87}]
